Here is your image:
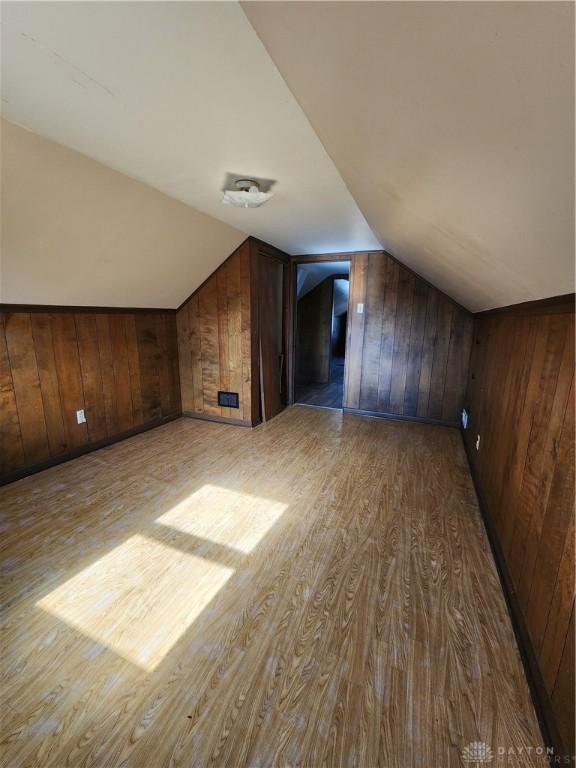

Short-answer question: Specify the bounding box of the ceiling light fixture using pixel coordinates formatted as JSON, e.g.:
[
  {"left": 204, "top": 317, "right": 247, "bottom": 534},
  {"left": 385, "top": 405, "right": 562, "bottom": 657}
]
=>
[{"left": 222, "top": 179, "right": 273, "bottom": 209}]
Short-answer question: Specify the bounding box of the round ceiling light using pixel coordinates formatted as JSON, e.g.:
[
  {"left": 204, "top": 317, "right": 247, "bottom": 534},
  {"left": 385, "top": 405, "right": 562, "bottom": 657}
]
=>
[{"left": 222, "top": 179, "right": 273, "bottom": 209}]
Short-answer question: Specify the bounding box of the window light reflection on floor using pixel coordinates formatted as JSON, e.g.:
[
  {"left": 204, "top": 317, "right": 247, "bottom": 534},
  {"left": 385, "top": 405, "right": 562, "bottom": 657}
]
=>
[{"left": 37, "top": 485, "right": 288, "bottom": 671}]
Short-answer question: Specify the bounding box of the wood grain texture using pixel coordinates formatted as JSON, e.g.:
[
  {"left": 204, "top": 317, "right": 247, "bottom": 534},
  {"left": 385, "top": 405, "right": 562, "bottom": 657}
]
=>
[
  {"left": 258, "top": 250, "right": 286, "bottom": 421},
  {"left": 343, "top": 252, "right": 472, "bottom": 425},
  {"left": 0, "top": 309, "right": 180, "bottom": 482},
  {"left": 177, "top": 238, "right": 288, "bottom": 428},
  {"left": 296, "top": 277, "right": 333, "bottom": 385},
  {"left": 0, "top": 406, "right": 543, "bottom": 767},
  {"left": 177, "top": 241, "right": 254, "bottom": 425},
  {"left": 464, "top": 303, "right": 575, "bottom": 757}
]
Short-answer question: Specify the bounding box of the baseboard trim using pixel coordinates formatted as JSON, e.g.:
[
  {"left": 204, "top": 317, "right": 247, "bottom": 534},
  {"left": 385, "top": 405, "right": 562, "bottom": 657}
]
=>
[
  {"left": 0, "top": 414, "right": 181, "bottom": 487},
  {"left": 460, "top": 430, "right": 567, "bottom": 760},
  {"left": 182, "top": 410, "right": 254, "bottom": 428},
  {"left": 343, "top": 407, "right": 459, "bottom": 428}
]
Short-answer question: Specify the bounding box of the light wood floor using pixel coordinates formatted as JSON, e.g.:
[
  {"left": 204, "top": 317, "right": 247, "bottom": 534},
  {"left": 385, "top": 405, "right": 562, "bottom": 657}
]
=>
[{"left": 1, "top": 406, "right": 543, "bottom": 767}]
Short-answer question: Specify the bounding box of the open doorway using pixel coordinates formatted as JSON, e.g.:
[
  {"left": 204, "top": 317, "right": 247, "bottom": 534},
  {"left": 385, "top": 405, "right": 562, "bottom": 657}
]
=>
[{"left": 294, "top": 261, "right": 350, "bottom": 409}]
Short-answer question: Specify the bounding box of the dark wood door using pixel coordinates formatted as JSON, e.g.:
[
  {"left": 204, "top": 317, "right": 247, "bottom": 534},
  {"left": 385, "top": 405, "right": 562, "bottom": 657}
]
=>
[{"left": 259, "top": 254, "right": 285, "bottom": 421}]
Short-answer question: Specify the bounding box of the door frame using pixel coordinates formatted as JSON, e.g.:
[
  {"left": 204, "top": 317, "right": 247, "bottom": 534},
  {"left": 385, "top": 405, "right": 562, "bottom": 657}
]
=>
[
  {"left": 250, "top": 239, "right": 291, "bottom": 423},
  {"left": 287, "top": 253, "right": 353, "bottom": 407}
]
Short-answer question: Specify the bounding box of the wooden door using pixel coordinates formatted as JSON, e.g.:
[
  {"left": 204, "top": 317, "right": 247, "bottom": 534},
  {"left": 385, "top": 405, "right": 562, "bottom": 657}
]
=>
[{"left": 259, "top": 254, "right": 285, "bottom": 421}]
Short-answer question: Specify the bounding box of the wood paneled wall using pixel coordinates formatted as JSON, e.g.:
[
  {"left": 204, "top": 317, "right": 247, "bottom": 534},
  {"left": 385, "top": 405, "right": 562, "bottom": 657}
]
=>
[
  {"left": 177, "top": 240, "right": 255, "bottom": 426},
  {"left": 296, "top": 277, "right": 334, "bottom": 385},
  {"left": 344, "top": 251, "right": 473, "bottom": 425},
  {"left": 464, "top": 299, "right": 575, "bottom": 756},
  {"left": 1, "top": 309, "right": 180, "bottom": 482}
]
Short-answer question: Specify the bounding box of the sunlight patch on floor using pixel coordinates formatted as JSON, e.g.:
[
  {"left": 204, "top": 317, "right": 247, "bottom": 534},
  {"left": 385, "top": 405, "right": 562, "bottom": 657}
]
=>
[
  {"left": 37, "top": 533, "right": 234, "bottom": 671},
  {"left": 155, "top": 483, "right": 288, "bottom": 554},
  {"left": 36, "top": 485, "right": 288, "bottom": 670}
]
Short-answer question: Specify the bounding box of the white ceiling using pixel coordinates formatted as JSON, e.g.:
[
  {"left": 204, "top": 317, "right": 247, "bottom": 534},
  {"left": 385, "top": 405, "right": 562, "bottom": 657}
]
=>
[
  {"left": 1, "top": 0, "right": 379, "bottom": 267},
  {"left": 1, "top": 2, "right": 573, "bottom": 311},
  {"left": 244, "top": 1, "right": 575, "bottom": 311}
]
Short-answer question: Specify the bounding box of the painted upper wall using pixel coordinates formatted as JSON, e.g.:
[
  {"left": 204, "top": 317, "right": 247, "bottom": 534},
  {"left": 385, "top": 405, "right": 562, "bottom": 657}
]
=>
[
  {"left": 0, "top": 120, "right": 245, "bottom": 308},
  {"left": 1, "top": 0, "right": 379, "bottom": 272},
  {"left": 243, "top": 1, "right": 575, "bottom": 311}
]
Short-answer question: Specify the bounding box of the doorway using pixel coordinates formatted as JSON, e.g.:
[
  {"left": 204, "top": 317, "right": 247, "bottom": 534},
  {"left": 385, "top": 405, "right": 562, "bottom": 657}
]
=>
[{"left": 294, "top": 261, "right": 350, "bottom": 409}]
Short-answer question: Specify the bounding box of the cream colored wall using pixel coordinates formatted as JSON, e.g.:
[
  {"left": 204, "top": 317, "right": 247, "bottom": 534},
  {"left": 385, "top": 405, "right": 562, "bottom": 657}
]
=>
[{"left": 0, "top": 119, "right": 246, "bottom": 308}]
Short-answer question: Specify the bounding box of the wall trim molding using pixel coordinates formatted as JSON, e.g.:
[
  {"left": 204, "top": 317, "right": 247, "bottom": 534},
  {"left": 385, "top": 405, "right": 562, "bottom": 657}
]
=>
[
  {"left": 182, "top": 410, "right": 253, "bottom": 428},
  {"left": 343, "top": 406, "right": 459, "bottom": 429},
  {"left": 460, "top": 430, "right": 567, "bottom": 761},
  {"left": 475, "top": 293, "right": 575, "bottom": 318},
  {"left": 0, "top": 414, "right": 181, "bottom": 487},
  {"left": 0, "top": 303, "right": 176, "bottom": 315}
]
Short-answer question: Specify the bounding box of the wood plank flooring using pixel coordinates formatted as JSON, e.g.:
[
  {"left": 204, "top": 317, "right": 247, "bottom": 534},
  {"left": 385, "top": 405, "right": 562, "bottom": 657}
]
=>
[
  {"left": 295, "top": 359, "right": 344, "bottom": 409},
  {"left": 0, "top": 407, "right": 544, "bottom": 767}
]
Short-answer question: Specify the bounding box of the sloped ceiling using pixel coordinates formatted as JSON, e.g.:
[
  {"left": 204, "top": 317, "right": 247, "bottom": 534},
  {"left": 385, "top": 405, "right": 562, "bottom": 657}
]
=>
[
  {"left": 243, "top": 1, "right": 575, "bottom": 311},
  {"left": 1, "top": 1, "right": 379, "bottom": 307},
  {"left": 1, "top": 119, "right": 246, "bottom": 308},
  {"left": 1, "top": 2, "right": 573, "bottom": 311}
]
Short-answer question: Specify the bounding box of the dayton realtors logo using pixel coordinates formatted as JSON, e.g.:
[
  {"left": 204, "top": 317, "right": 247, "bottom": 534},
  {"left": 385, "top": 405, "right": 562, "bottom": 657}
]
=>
[{"left": 462, "top": 742, "right": 494, "bottom": 765}]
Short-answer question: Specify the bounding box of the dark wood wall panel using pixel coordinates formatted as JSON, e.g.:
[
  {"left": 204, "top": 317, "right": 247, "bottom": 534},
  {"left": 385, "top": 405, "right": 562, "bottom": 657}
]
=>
[
  {"left": 344, "top": 251, "right": 472, "bottom": 425},
  {"left": 464, "top": 303, "right": 575, "bottom": 756},
  {"left": 177, "top": 241, "right": 254, "bottom": 425},
  {"left": 296, "top": 277, "right": 333, "bottom": 385},
  {"left": 0, "top": 309, "right": 180, "bottom": 482}
]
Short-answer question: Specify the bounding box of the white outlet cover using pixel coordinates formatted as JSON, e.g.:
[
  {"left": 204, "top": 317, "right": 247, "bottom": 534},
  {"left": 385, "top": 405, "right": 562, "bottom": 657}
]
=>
[
  {"left": 76, "top": 409, "right": 86, "bottom": 424},
  {"left": 357, "top": 303, "right": 364, "bottom": 314},
  {"left": 476, "top": 434, "right": 481, "bottom": 450}
]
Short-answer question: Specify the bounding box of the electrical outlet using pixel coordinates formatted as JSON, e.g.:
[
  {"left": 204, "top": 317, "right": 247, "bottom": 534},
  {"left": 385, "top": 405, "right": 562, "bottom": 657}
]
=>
[
  {"left": 76, "top": 409, "right": 86, "bottom": 424},
  {"left": 357, "top": 303, "right": 364, "bottom": 314},
  {"left": 475, "top": 433, "right": 481, "bottom": 451}
]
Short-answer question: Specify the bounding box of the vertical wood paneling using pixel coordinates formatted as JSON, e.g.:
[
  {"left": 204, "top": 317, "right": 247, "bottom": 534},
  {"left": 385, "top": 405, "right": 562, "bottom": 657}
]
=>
[
  {"left": 359, "top": 253, "right": 386, "bottom": 410},
  {"left": 75, "top": 314, "right": 108, "bottom": 444},
  {"left": 45, "top": 313, "right": 88, "bottom": 450},
  {"left": 176, "top": 300, "right": 194, "bottom": 413},
  {"left": 165, "top": 314, "right": 181, "bottom": 417},
  {"left": 189, "top": 295, "right": 205, "bottom": 414},
  {"left": 388, "top": 269, "right": 414, "bottom": 413},
  {"left": 551, "top": 604, "right": 575, "bottom": 755},
  {"left": 96, "top": 314, "right": 120, "bottom": 436},
  {"left": 403, "top": 279, "right": 428, "bottom": 416},
  {"left": 346, "top": 252, "right": 472, "bottom": 424},
  {"left": 376, "top": 258, "right": 399, "bottom": 413},
  {"left": 135, "top": 314, "right": 162, "bottom": 423},
  {"left": 0, "top": 315, "right": 25, "bottom": 474},
  {"left": 177, "top": 241, "right": 255, "bottom": 425},
  {"left": 1, "top": 308, "right": 180, "bottom": 481},
  {"left": 226, "top": 251, "right": 243, "bottom": 422},
  {"left": 343, "top": 252, "right": 368, "bottom": 409},
  {"left": 4, "top": 313, "right": 50, "bottom": 464},
  {"left": 30, "top": 314, "right": 68, "bottom": 456},
  {"left": 427, "top": 300, "right": 453, "bottom": 420},
  {"left": 198, "top": 275, "right": 221, "bottom": 416},
  {"left": 296, "top": 277, "right": 333, "bottom": 385},
  {"left": 217, "top": 264, "right": 231, "bottom": 419},
  {"left": 464, "top": 304, "right": 575, "bottom": 756},
  {"left": 109, "top": 315, "right": 134, "bottom": 434},
  {"left": 125, "top": 314, "right": 144, "bottom": 427},
  {"left": 416, "top": 289, "right": 439, "bottom": 417}
]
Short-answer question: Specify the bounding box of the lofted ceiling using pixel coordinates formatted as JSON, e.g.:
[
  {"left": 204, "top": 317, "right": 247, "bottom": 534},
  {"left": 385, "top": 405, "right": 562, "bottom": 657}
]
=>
[
  {"left": 244, "top": 1, "right": 575, "bottom": 311},
  {"left": 1, "top": 1, "right": 378, "bottom": 251},
  {"left": 1, "top": 1, "right": 574, "bottom": 311}
]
